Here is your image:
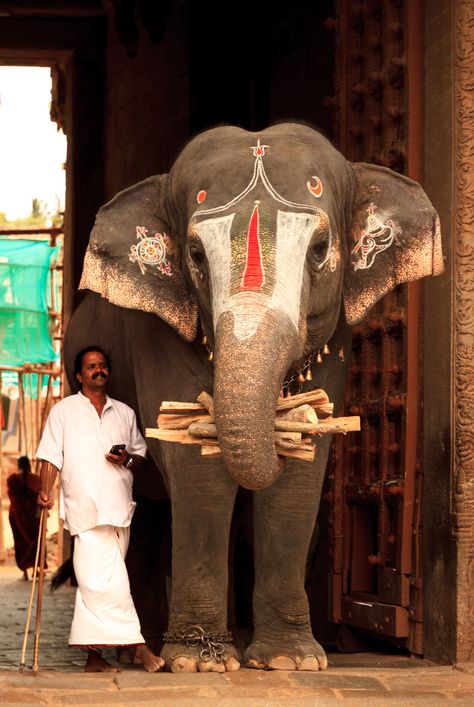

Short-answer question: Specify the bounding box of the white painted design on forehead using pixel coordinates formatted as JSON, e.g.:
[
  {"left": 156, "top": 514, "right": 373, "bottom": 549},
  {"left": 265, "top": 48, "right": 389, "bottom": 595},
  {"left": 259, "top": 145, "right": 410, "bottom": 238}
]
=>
[
  {"left": 193, "top": 213, "right": 234, "bottom": 330},
  {"left": 193, "top": 139, "right": 325, "bottom": 219},
  {"left": 194, "top": 210, "right": 325, "bottom": 340},
  {"left": 270, "top": 211, "right": 321, "bottom": 332}
]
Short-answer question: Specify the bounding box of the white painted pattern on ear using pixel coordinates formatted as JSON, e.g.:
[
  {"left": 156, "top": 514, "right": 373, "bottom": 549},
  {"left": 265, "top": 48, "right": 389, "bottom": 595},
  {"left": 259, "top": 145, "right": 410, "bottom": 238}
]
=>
[{"left": 351, "top": 203, "right": 401, "bottom": 271}]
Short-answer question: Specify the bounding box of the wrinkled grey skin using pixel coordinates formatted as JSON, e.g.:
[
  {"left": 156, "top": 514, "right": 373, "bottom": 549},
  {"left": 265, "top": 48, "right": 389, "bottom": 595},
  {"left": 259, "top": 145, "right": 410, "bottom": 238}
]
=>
[{"left": 65, "top": 123, "right": 442, "bottom": 672}]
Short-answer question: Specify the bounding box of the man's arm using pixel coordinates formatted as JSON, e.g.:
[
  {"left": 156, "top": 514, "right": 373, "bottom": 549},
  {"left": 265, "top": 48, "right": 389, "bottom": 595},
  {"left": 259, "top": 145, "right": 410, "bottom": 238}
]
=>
[{"left": 37, "top": 461, "right": 59, "bottom": 509}]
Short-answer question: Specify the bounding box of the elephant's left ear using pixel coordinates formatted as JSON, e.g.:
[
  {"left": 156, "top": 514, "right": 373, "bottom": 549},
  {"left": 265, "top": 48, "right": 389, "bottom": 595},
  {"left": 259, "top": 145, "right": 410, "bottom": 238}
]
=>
[
  {"left": 79, "top": 174, "right": 198, "bottom": 342},
  {"left": 343, "top": 163, "right": 444, "bottom": 325}
]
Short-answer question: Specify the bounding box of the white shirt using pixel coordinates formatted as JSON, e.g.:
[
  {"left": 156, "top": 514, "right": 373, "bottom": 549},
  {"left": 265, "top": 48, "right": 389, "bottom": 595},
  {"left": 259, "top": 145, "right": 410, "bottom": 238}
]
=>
[{"left": 36, "top": 392, "right": 147, "bottom": 535}]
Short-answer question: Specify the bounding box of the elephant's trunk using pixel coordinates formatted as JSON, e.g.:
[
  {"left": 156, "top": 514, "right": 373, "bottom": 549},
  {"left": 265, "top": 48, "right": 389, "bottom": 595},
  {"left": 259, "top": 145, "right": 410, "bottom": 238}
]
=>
[{"left": 213, "top": 308, "right": 299, "bottom": 491}]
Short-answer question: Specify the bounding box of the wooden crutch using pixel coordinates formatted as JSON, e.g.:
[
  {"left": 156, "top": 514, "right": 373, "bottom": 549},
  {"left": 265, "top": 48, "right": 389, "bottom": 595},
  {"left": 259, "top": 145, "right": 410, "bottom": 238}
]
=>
[
  {"left": 19, "top": 507, "right": 45, "bottom": 673},
  {"left": 32, "top": 506, "right": 48, "bottom": 675}
]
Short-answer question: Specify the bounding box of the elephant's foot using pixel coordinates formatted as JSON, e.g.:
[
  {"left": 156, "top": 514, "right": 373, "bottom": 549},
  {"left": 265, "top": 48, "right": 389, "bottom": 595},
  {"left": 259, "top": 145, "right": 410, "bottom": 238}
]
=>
[
  {"left": 244, "top": 638, "right": 328, "bottom": 672},
  {"left": 161, "top": 626, "right": 241, "bottom": 673}
]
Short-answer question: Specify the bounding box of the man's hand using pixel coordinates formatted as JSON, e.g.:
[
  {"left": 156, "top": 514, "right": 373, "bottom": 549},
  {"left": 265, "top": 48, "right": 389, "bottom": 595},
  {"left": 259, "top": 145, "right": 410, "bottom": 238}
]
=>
[
  {"left": 38, "top": 491, "right": 54, "bottom": 509},
  {"left": 38, "top": 461, "right": 58, "bottom": 509},
  {"left": 105, "top": 448, "right": 129, "bottom": 466},
  {"left": 105, "top": 449, "right": 146, "bottom": 474}
]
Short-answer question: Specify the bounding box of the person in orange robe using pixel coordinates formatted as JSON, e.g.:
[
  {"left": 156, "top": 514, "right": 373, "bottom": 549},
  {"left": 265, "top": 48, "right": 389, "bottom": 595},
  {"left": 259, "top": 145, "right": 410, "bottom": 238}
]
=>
[{"left": 7, "top": 456, "right": 43, "bottom": 580}]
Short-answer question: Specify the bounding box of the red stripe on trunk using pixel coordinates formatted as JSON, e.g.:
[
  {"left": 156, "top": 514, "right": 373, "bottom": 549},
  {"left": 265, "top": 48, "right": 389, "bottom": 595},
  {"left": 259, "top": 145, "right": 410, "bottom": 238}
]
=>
[{"left": 242, "top": 204, "right": 264, "bottom": 289}]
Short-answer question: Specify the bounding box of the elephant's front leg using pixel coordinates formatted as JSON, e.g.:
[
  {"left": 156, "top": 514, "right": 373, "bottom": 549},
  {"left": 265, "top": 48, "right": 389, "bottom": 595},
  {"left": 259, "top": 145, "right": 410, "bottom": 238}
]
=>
[
  {"left": 161, "top": 450, "right": 240, "bottom": 673},
  {"left": 245, "top": 445, "right": 330, "bottom": 671}
]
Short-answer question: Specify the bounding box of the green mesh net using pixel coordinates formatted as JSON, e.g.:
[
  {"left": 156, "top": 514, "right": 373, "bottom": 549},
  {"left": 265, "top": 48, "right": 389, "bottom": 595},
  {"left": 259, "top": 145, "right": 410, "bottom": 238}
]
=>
[{"left": 0, "top": 238, "right": 60, "bottom": 366}]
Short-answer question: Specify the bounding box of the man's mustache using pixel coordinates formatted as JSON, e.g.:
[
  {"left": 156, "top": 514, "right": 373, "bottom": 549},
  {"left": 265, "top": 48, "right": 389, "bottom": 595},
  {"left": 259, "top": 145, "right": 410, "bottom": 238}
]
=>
[{"left": 92, "top": 372, "right": 108, "bottom": 380}]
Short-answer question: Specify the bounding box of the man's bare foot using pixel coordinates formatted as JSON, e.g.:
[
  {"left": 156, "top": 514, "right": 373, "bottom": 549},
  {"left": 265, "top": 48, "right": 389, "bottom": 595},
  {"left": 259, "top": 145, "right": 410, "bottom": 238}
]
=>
[
  {"left": 134, "top": 644, "right": 164, "bottom": 672},
  {"left": 85, "top": 650, "right": 121, "bottom": 673}
]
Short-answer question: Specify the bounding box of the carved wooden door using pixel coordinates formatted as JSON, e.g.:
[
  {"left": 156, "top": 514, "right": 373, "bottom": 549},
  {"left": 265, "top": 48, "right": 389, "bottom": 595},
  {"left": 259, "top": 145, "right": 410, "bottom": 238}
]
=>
[{"left": 327, "top": 0, "right": 424, "bottom": 653}]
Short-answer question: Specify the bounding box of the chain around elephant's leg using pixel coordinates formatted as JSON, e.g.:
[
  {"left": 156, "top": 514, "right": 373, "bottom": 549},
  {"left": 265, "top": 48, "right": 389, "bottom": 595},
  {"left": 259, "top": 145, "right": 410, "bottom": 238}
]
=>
[{"left": 162, "top": 625, "right": 240, "bottom": 672}]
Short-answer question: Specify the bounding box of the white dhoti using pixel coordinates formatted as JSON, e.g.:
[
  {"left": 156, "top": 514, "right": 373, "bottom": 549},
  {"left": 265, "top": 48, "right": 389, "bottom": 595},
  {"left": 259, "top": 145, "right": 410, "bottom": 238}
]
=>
[{"left": 69, "top": 525, "right": 145, "bottom": 647}]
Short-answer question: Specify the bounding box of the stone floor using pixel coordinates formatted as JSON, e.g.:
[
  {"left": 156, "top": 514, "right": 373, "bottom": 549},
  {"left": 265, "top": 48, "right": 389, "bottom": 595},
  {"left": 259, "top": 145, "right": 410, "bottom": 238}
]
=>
[{"left": 1, "top": 563, "right": 474, "bottom": 705}]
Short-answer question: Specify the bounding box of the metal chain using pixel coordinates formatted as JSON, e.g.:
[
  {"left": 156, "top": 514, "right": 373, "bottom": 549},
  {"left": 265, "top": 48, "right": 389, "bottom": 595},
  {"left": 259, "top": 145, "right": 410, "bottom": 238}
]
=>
[
  {"left": 163, "top": 625, "right": 232, "bottom": 663},
  {"left": 282, "top": 350, "right": 319, "bottom": 396}
]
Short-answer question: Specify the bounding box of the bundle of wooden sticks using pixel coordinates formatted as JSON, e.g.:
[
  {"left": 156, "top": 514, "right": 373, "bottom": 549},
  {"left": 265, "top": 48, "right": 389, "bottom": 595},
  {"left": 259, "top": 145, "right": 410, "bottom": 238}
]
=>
[{"left": 146, "top": 389, "right": 360, "bottom": 463}]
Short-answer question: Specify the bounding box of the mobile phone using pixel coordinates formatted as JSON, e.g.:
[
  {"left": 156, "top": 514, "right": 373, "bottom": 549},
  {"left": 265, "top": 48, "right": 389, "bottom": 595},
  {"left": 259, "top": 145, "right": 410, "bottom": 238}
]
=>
[{"left": 109, "top": 444, "right": 125, "bottom": 455}]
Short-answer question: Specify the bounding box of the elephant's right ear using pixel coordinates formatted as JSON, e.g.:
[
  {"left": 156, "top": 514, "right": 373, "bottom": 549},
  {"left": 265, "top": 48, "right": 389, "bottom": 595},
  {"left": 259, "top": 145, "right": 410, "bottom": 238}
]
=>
[{"left": 79, "top": 175, "right": 198, "bottom": 342}]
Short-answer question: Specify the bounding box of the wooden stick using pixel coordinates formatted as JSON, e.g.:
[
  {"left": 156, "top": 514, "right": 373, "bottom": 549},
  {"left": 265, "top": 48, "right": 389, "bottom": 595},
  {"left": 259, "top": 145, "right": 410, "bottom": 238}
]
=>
[
  {"left": 187, "top": 422, "right": 308, "bottom": 442},
  {"left": 159, "top": 401, "right": 206, "bottom": 413},
  {"left": 0, "top": 363, "right": 57, "bottom": 374},
  {"left": 199, "top": 437, "right": 220, "bottom": 447},
  {"left": 149, "top": 415, "right": 359, "bottom": 442},
  {"left": 32, "top": 508, "right": 48, "bottom": 675},
  {"left": 157, "top": 412, "right": 213, "bottom": 429},
  {"left": 160, "top": 392, "right": 334, "bottom": 417},
  {"left": 19, "top": 508, "right": 45, "bottom": 673},
  {"left": 39, "top": 375, "right": 53, "bottom": 437},
  {"left": 274, "top": 431, "right": 302, "bottom": 442},
  {"left": 276, "top": 444, "right": 315, "bottom": 461},
  {"left": 187, "top": 421, "right": 219, "bottom": 438},
  {"left": 276, "top": 417, "right": 360, "bottom": 434},
  {"left": 279, "top": 404, "right": 318, "bottom": 424},
  {"left": 146, "top": 428, "right": 201, "bottom": 444},
  {"left": 276, "top": 389, "right": 329, "bottom": 411},
  {"left": 201, "top": 445, "right": 222, "bottom": 459},
  {"left": 201, "top": 441, "right": 315, "bottom": 462},
  {"left": 312, "top": 403, "right": 334, "bottom": 418},
  {"left": 148, "top": 427, "right": 304, "bottom": 446},
  {"left": 275, "top": 437, "right": 307, "bottom": 450},
  {"left": 274, "top": 420, "right": 320, "bottom": 434},
  {"left": 196, "top": 391, "right": 215, "bottom": 417},
  {"left": 312, "top": 416, "right": 361, "bottom": 434}
]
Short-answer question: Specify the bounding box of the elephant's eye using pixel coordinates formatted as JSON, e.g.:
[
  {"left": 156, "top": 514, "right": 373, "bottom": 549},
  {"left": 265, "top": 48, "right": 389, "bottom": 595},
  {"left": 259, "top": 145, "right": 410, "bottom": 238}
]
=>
[
  {"left": 308, "top": 234, "right": 330, "bottom": 269},
  {"left": 189, "top": 243, "right": 205, "bottom": 267}
]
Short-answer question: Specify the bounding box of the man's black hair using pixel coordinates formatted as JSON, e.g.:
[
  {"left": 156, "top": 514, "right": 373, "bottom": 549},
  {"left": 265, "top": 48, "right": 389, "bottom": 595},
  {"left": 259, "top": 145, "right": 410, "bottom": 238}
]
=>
[{"left": 73, "top": 345, "right": 112, "bottom": 377}]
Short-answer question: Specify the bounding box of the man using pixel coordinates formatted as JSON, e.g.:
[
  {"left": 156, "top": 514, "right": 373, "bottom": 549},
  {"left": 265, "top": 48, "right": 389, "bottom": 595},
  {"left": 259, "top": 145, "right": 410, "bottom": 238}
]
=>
[{"left": 37, "top": 346, "right": 164, "bottom": 673}]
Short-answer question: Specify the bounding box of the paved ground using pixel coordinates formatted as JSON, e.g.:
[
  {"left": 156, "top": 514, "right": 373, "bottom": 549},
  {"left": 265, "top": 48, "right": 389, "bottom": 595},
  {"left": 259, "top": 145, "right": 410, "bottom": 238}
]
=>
[{"left": 1, "top": 563, "right": 474, "bottom": 706}]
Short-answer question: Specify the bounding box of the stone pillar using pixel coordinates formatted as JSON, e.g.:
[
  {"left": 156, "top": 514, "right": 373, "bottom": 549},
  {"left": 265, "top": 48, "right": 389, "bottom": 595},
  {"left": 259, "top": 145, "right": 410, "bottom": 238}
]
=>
[
  {"left": 424, "top": 0, "right": 474, "bottom": 666},
  {"left": 452, "top": 0, "right": 474, "bottom": 666}
]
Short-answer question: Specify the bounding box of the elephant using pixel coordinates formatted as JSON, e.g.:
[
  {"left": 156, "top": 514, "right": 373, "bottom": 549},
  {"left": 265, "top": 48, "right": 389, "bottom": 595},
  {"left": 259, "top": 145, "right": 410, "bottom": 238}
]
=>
[{"left": 64, "top": 122, "right": 443, "bottom": 673}]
